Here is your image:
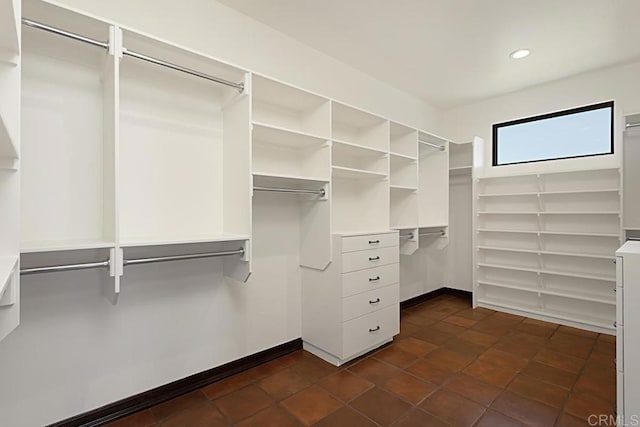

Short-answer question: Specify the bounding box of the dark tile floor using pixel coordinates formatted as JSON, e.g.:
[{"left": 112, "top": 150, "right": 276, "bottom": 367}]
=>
[{"left": 107, "top": 295, "right": 616, "bottom": 426}]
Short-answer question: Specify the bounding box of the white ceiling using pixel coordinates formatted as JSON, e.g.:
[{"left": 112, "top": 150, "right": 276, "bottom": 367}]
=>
[{"left": 217, "top": 0, "right": 640, "bottom": 109}]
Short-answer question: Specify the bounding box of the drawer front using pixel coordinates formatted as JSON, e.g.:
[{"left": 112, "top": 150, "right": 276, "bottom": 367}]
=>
[
  {"left": 342, "top": 233, "right": 398, "bottom": 253},
  {"left": 342, "top": 246, "right": 399, "bottom": 273},
  {"left": 342, "top": 304, "right": 399, "bottom": 358},
  {"left": 342, "top": 284, "right": 399, "bottom": 321},
  {"left": 342, "top": 264, "right": 399, "bottom": 297},
  {"left": 617, "top": 323, "right": 624, "bottom": 373}
]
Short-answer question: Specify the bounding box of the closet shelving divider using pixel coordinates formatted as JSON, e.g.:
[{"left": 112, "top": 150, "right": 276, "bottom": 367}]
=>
[
  {"left": 474, "top": 168, "right": 622, "bottom": 332},
  {"left": 331, "top": 102, "right": 389, "bottom": 235},
  {"left": 0, "top": 0, "right": 20, "bottom": 342},
  {"left": 250, "top": 74, "right": 331, "bottom": 270},
  {"left": 624, "top": 113, "right": 640, "bottom": 239},
  {"left": 390, "top": 122, "right": 418, "bottom": 255}
]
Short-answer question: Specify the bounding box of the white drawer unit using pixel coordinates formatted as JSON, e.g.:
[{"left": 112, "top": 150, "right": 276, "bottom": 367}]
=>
[
  {"left": 302, "top": 231, "right": 400, "bottom": 366},
  {"left": 616, "top": 241, "right": 640, "bottom": 425}
]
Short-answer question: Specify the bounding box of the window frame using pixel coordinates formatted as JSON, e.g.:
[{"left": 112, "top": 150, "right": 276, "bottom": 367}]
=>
[{"left": 492, "top": 100, "right": 615, "bottom": 167}]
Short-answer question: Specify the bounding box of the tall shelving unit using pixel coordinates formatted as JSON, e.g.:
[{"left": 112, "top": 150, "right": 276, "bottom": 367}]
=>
[
  {"left": 0, "top": 0, "right": 20, "bottom": 343},
  {"left": 475, "top": 168, "right": 621, "bottom": 332},
  {"left": 624, "top": 113, "right": 640, "bottom": 239}
]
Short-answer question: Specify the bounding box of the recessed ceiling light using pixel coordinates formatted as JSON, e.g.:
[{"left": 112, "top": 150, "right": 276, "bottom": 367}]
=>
[{"left": 510, "top": 49, "right": 531, "bottom": 59}]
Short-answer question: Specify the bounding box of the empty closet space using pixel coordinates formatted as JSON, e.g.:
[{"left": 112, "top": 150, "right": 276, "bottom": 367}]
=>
[
  {"left": 119, "top": 31, "right": 250, "bottom": 246},
  {"left": 418, "top": 132, "right": 448, "bottom": 228},
  {"left": 21, "top": 5, "right": 113, "bottom": 253}
]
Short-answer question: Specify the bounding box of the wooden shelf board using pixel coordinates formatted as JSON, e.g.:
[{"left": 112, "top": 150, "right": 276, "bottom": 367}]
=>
[
  {"left": 120, "top": 234, "right": 250, "bottom": 248},
  {"left": 331, "top": 166, "right": 387, "bottom": 180},
  {"left": 252, "top": 121, "right": 328, "bottom": 149},
  {"left": 21, "top": 240, "right": 115, "bottom": 253},
  {"left": 332, "top": 139, "right": 388, "bottom": 157}
]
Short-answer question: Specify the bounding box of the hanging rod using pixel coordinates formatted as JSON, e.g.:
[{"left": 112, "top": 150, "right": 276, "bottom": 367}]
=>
[
  {"left": 254, "top": 186, "right": 326, "bottom": 196},
  {"left": 122, "top": 48, "right": 245, "bottom": 92},
  {"left": 22, "top": 18, "right": 109, "bottom": 50},
  {"left": 21, "top": 260, "right": 110, "bottom": 276},
  {"left": 124, "top": 248, "right": 244, "bottom": 267},
  {"left": 627, "top": 123, "right": 640, "bottom": 129},
  {"left": 418, "top": 140, "right": 446, "bottom": 151},
  {"left": 627, "top": 237, "right": 640, "bottom": 241},
  {"left": 400, "top": 233, "right": 415, "bottom": 240},
  {"left": 20, "top": 248, "right": 244, "bottom": 275},
  {"left": 419, "top": 231, "right": 446, "bottom": 237}
]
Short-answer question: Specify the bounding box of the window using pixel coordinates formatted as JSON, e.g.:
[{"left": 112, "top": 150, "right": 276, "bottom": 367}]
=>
[{"left": 493, "top": 101, "right": 614, "bottom": 166}]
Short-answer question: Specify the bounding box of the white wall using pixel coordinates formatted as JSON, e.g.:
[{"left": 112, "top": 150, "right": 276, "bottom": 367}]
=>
[
  {"left": 0, "top": 1, "right": 442, "bottom": 426},
  {"left": 442, "top": 60, "right": 640, "bottom": 176}
]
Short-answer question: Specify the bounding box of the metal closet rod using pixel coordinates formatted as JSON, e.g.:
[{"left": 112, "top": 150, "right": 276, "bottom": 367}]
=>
[
  {"left": 419, "top": 230, "right": 446, "bottom": 237},
  {"left": 254, "top": 186, "right": 326, "bottom": 196},
  {"left": 418, "top": 140, "right": 446, "bottom": 151},
  {"left": 22, "top": 18, "right": 245, "bottom": 92},
  {"left": 20, "top": 248, "right": 244, "bottom": 275},
  {"left": 627, "top": 123, "right": 640, "bottom": 129}
]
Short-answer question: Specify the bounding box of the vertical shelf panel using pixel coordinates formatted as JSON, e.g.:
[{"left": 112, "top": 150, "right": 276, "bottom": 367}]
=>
[{"left": 418, "top": 132, "right": 449, "bottom": 227}]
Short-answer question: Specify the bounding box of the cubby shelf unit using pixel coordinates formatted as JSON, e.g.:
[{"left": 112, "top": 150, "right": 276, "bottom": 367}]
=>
[{"left": 474, "top": 168, "right": 621, "bottom": 332}]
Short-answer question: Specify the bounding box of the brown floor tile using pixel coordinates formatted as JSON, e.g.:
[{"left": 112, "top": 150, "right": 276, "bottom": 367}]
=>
[
  {"left": 412, "top": 328, "right": 456, "bottom": 346},
  {"left": 419, "top": 389, "right": 486, "bottom": 426},
  {"left": 347, "top": 357, "right": 401, "bottom": 384},
  {"left": 564, "top": 393, "right": 616, "bottom": 421},
  {"left": 493, "top": 332, "right": 547, "bottom": 359},
  {"left": 464, "top": 359, "right": 519, "bottom": 387},
  {"left": 395, "top": 408, "right": 449, "bottom": 427},
  {"left": 574, "top": 367, "right": 616, "bottom": 403},
  {"left": 516, "top": 319, "right": 558, "bottom": 338},
  {"left": 598, "top": 333, "right": 616, "bottom": 343},
  {"left": 393, "top": 337, "right": 438, "bottom": 357},
  {"left": 557, "top": 325, "right": 599, "bottom": 339},
  {"left": 443, "top": 337, "right": 487, "bottom": 357},
  {"left": 475, "top": 409, "right": 527, "bottom": 426},
  {"left": 318, "top": 370, "right": 374, "bottom": 402},
  {"left": 443, "top": 373, "right": 502, "bottom": 407},
  {"left": 588, "top": 350, "right": 615, "bottom": 369},
  {"left": 491, "top": 391, "right": 559, "bottom": 426},
  {"left": 257, "top": 368, "right": 311, "bottom": 400},
  {"left": 521, "top": 362, "right": 578, "bottom": 389},
  {"left": 405, "top": 358, "right": 455, "bottom": 385},
  {"left": 478, "top": 348, "right": 528, "bottom": 371},
  {"left": 593, "top": 338, "right": 615, "bottom": 355},
  {"left": 160, "top": 402, "right": 227, "bottom": 427},
  {"left": 556, "top": 412, "right": 591, "bottom": 426},
  {"left": 105, "top": 410, "right": 156, "bottom": 427},
  {"left": 547, "top": 332, "right": 595, "bottom": 359},
  {"left": 396, "top": 321, "right": 422, "bottom": 338},
  {"left": 458, "top": 329, "right": 500, "bottom": 347},
  {"left": 455, "top": 307, "right": 495, "bottom": 321},
  {"left": 507, "top": 375, "right": 570, "bottom": 408},
  {"left": 150, "top": 390, "right": 207, "bottom": 421},
  {"left": 534, "top": 348, "right": 585, "bottom": 373},
  {"left": 430, "top": 320, "right": 467, "bottom": 336},
  {"left": 290, "top": 358, "right": 339, "bottom": 383},
  {"left": 444, "top": 315, "right": 478, "bottom": 328},
  {"left": 424, "top": 347, "right": 475, "bottom": 372},
  {"left": 281, "top": 386, "right": 342, "bottom": 426},
  {"left": 236, "top": 405, "right": 300, "bottom": 427},
  {"left": 201, "top": 371, "right": 255, "bottom": 400},
  {"left": 494, "top": 312, "right": 526, "bottom": 322},
  {"left": 350, "top": 387, "right": 412, "bottom": 426},
  {"left": 472, "top": 317, "right": 520, "bottom": 337},
  {"left": 381, "top": 372, "right": 437, "bottom": 404},
  {"left": 312, "top": 406, "right": 376, "bottom": 427},
  {"left": 372, "top": 345, "right": 419, "bottom": 368},
  {"left": 214, "top": 384, "right": 273, "bottom": 423},
  {"left": 246, "top": 358, "right": 288, "bottom": 380}
]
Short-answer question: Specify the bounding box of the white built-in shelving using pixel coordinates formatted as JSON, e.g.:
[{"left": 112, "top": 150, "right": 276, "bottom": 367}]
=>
[{"left": 475, "top": 168, "right": 621, "bottom": 332}]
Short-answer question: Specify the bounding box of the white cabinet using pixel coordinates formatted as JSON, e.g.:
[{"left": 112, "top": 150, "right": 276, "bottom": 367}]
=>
[
  {"left": 616, "top": 241, "right": 640, "bottom": 424},
  {"left": 302, "top": 232, "right": 400, "bottom": 366}
]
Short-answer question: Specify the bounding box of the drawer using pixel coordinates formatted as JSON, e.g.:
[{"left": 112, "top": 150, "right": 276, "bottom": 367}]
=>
[
  {"left": 342, "top": 264, "right": 399, "bottom": 297},
  {"left": 342, "top": 233, "right": 398, "bottom": 253},
  {"left": 617, "top": 323, "right": 624, "bottom": 373},
  {"left": 341, "top": 246, "right": 399, "bottom": 273},
  {"left": 617, "top": 285, "right": 623, "bottom": 327},
  {"left": 342, "top": 283, "right": 399, "bottom": 321},
  {"left": 342, "top": 304, "right": 399, "bottom": 358}
]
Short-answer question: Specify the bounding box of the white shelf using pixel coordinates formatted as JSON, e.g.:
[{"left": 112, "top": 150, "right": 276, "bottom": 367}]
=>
[
  {"left": 252, "top": 172, "right": 330, "bottom": 187},
  {"left": 253, "top": 122, "right": 328, "bottom": 149},
  {"left": 476, "top": 167, "right": 620, "bottom": 181},
  {"left": 0, "top": 0, "right": 19, "bottom": 56},
  {"left": 391, "top": 224, "right": 418, "bottom": 230},
  {"left": 478, "top": 263, "right": 615, "bottom": 282},
  {"left": 0, "top": 256, "right": 18, "bottom": 299},
  {"left": 390, "top": 185, "right": 417, "bottom": 192},
  {"left": 477, "top": 299, "right": 614, "bottom": 330},
  {"left": 21, "top": 240, "right": 115, "bottom": 254},
  {"left": 477, "top": 229, "right": 620, "bottom": 238},
  {"left": 120, "top": 234, "right": 250, "bottom": 248},
  {"left": 390, "top": 152, "right": 417, "bottom": 161},
  {"left": 477, "top": 281, "right": 615, "bottom": 305},
  {"left": 332, "top": 166, "right": 387, "bottom": 180},
  {"left": 478, "top": 188, "right": 619, "bottom": 198},
  {"left": 450, "top": 166, "right": 472, "bottom": 176},
  {"left": 478, "top": 211, "right": 620, "bottom": 215},
  {"left": 0, "top": 113, "right": 18, "bottom": 161},
  {"left": 478, "top": 246, "right": 615, "bottom": 260},
  {"left": 332, "top": 139, "right": 388, "bottom": 157},
  {"left": 332, "top": 229, "right": 395, "bottom": 237}
]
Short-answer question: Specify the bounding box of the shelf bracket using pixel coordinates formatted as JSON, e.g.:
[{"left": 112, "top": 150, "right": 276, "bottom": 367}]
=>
[{"left": 103, "top": 248, "right": 122, "bottom": 305}]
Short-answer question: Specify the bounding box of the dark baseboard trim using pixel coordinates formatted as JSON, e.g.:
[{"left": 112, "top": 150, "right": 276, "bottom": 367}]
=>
[
  {"left": 48, "top": 338, "right": 303, "bottom": 427},
  {"left": 400, "top": 287, "right": 472, "bottom": 310}
]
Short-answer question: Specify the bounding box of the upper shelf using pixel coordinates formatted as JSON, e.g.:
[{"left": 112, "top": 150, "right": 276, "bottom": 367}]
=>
[
  {"left": 478, "top": 188, "right": 620, "bottom": 198},
  {"left": 253, "top": 172, "right": 329, "bottom": 189},
  {"left": 0, "top": 0, "right": 20, "bottom": 57},
  {"left": 332, "top": 166, "right": 387, "bottom": 180},
  {"left": 120, "top": 234, "right": 250, "bottom": 248},
  {"left": 0, "top": 112, "right": 18, "bottom": 166},
  {"left": 0, "top": 255, "right": 18, "bottom": 300},
  {"left": 252, "top": 122, "right": 328, "bottom": 150},
  {"left": 21, "top": 239, "right": 115, "bottom": 254}
]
